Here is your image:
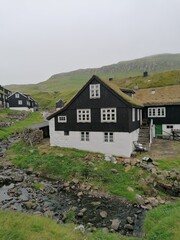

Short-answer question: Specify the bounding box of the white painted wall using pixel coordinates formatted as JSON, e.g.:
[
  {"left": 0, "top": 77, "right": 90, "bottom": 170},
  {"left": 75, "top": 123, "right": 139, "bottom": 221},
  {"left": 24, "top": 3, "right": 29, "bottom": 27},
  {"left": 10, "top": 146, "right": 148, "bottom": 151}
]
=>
[
  {"left": 9, "top": 107, "right": 30, "bottom": 111},
  {"left": 162, "top": 124, "right": 180, "bottom": 135},
  {"left": 49, "top": 118, "right": 139, "bottom": 157}
]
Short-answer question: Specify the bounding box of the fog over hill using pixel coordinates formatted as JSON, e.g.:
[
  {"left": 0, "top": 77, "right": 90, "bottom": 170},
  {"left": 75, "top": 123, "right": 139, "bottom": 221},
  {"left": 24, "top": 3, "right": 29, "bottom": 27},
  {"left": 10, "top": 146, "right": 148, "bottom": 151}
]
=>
[{"left": 6, "top": 53, "right": 180, "bottom": 92}]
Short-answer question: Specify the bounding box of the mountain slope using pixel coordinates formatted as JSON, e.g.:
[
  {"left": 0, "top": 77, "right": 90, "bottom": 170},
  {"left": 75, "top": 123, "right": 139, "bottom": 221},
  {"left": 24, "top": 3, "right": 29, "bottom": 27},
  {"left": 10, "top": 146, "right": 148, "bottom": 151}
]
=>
[{"left": 5, "top": 53, "right": 180, "bottom": 109}]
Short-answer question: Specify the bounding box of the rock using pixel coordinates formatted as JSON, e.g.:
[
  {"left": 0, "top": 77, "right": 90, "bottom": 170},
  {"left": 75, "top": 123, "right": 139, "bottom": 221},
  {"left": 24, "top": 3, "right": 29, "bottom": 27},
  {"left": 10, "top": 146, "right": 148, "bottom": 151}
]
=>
[
  {"left": 12, "top": 174, "right": 24, "bottom": 183},
  {"left": 130, "top": 158, "right": 137, "bottom": 166},
  {"left": 146, "top": 197, "right": 159, "bottom": 207},
  {"left": 77, "top": 191, "right": 83, "bottom": 197},
  {"left": 127, "top": 186, "right": 134, "bottom": 192},
  {"left": 23, "top": 200, "right": 37, "bottom": 210},
  {"left": 111, "top": 219, "right": 121, "bottom": 230},
  {"left": 72, "top": 178, "right": 79, "bottom": 184},
  {"left": 124, "top": 224, "right": 134, "bottom": 231},
  {"left": 100, "top": 211, "right": 108, "bottom": 218},
  {"left": 110, "top": 156, "right": 117, "bottom": 164},
  {"left": 124, "top": 158, "right": 131, "bottom": 165},
  {"left": 127, "top": 216, "right": 134, "bottom": 224},
  {"left": 25, "top": 168, "right": 33, "bottom": 175},
  {"left": 125, "top": 165, "right": 132, "bottom": 172},
  {"left": 111, "top": 168, "right": 118, "bottom": 174},
  {"left": 135, "top": 194, "right": 145, "bottom": 205},
  {"left": 91, "top": 201, "right": 101, "bottom": 207},
  {"left": 102, "top": 227, "right": 109, "bottom": 233}
]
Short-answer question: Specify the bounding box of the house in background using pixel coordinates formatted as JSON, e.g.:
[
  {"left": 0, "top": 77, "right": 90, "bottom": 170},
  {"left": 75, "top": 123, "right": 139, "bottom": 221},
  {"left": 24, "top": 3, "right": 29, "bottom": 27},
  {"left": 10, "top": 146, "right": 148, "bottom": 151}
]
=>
[
  {"left": 0, "top": 85, "right": 12, "bottom": 108},
  {"left": 8, "top": 91, "right": 38, "bottom": 112},
  {"left": 56, "top": 99, "right": 64, "bottom": 110},
  {"left": 47, "top": 75, "right": 143, "bottom": 157},
  {"left": 135, "top": 86, "right": 180, "bottom": 140}
]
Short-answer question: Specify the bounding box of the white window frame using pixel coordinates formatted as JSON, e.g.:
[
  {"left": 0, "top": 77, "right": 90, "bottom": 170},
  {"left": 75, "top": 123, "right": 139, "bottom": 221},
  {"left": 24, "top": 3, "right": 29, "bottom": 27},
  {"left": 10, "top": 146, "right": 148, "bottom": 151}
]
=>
[
  {"left": 132, "top": 108, "right": 135, "bottom": 122},
  {"left": 89, "top": 84, "right": 100, "bottom": 99},
  {"left": 77, "top": 109, "right": 91, "bottom": 123},
  {"left": 15, "top": 93, "right": 19, "bottom": 98},
  {"left": 58, "top": 116, "right": 67, "bottom": 123},
  {"left": 104, "top": 132, "right": 114, "bottom": 143},
  {"left": 101, "top": 108, "right": 117, "bottom": 123},
  {"left": 137, "top": 109, "right": 140, "bottom": 121},
  {"left": 18, "top": 100, "right": 22, "bottom": 105},
  {"left": 148, "top": 107, "right": 166, "bottom": 118},
  {"left": 81, "top": 132, "right": 90, "bottom": 141}
]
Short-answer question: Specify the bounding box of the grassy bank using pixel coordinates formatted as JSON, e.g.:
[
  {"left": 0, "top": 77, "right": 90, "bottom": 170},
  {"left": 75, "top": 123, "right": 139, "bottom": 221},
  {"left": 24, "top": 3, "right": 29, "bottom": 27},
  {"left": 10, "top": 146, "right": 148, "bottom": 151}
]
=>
[
  {"left": 0, "top": 210, "right": 137, "bottom": 240},
  {"left": 6, "top": 140, "right": 148, "bottom": 201},
  {"left": 0, "top": 110, "right": 44, "bottom": 140},
  {"left": 0, "top": 201, "right": 179, "bottom": 240},
  {"left": 143, "top": 200, "right": 180, "bottom": 240}
]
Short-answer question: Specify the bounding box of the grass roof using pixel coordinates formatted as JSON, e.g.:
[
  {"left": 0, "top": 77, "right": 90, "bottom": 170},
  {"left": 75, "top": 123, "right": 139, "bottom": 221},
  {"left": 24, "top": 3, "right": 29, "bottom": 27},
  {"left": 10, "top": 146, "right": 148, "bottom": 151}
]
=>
[{"left": 134, "top": 85, "right": 180, "bottom": 106}]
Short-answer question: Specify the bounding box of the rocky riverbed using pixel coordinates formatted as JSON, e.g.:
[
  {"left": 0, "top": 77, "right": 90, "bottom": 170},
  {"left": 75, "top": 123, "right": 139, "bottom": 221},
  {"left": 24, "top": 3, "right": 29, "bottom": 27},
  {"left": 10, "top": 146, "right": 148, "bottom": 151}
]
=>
[{"left": 0, "top": 134, "right": 146, "bottom": 237}]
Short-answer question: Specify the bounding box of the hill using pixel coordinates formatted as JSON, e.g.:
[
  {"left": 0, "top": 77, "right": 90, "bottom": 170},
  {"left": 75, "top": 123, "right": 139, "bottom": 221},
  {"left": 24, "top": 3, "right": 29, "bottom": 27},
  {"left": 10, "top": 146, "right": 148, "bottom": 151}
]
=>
[{"left": 5, "top": 53, "right": 180, "bottom": 109}]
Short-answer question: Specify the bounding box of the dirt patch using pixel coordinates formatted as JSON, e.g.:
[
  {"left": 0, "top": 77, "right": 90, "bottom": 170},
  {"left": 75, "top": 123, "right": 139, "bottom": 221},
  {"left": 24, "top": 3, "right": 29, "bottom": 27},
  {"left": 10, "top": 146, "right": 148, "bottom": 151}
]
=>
[{"left": 139, "top": 139, "right": 180, "bottom": 160}]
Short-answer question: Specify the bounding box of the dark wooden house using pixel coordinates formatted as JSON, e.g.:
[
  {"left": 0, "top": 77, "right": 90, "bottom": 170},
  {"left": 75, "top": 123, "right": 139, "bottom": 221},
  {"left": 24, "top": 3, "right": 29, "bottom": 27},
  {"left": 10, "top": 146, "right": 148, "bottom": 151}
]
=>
[
  {"left": 0, "top": 85, "right": 12, "bottom": 108},
  {"left": 135, "top": 86, "right": 180, "bottom": 139},
  {"left": 8, "top": 91, "right": 38, "bottom": 112},
  {"left": 47, "top": 75, "right": 143, "bottom": 157}
]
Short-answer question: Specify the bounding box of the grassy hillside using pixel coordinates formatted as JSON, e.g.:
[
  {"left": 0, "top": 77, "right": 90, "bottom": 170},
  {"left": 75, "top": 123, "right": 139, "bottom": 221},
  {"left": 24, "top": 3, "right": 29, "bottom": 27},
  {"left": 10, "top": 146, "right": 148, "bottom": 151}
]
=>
[{"left": 5, "top": 53, "right": 180, "bottom": 109}]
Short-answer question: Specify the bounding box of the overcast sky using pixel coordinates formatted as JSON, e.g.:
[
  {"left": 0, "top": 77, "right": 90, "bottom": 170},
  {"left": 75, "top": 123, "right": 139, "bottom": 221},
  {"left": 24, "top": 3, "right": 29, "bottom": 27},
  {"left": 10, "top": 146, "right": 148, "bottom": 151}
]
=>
[{"left": 0, "top": 0, "right": 180, "bottom": 85}]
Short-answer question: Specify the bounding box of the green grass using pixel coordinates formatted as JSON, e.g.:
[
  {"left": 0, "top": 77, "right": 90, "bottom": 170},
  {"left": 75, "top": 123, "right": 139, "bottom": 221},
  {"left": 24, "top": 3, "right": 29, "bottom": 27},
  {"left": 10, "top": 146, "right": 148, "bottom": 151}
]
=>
[
  {"left": 0, "top": 210, "right": 137, "bottom": 240},
  {"left": 155, "top": 159, "right": 180, "bottom": 171},
  {"left": 144, "top": 201, "right": 180, "bottom": 240},
  {"left": 0, "top": 110, "right": 44, "bottom": 140},
  {"left": 6, "top": 141, "right": 147, "bottom": 201}
]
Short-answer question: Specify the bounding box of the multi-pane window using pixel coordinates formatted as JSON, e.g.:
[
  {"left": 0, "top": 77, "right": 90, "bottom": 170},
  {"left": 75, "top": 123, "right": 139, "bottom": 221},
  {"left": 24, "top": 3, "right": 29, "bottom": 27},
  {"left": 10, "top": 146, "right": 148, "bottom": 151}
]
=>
[
  {"left": 81, "top": 132, "right": 89, "bottom": 141},
  {"left": 15, "top": 93, "right": 19, "bottom": 98},
  {"left": 18, "top": 100, "right": 22, "bottom": 105},
  {"left": 132, "top": 108, "right": 135, "bottom": 122},
  {"left": 101, "top": 108, "right": 116, "bottom": 123},
  {"left": 77, "top": 109, "right": 91, "bottom": 123},
  {"left": 104, "top": 132, "right": 114, "bottom": 142},
  {"left": 148, "top": 107, "right": 166, "bottom": 117},
  {"left": 90, "top": 84, "right": 100, "bottom": 99},
  {"left": 58, "top": 116, "right": 67, "bottom": 123}
]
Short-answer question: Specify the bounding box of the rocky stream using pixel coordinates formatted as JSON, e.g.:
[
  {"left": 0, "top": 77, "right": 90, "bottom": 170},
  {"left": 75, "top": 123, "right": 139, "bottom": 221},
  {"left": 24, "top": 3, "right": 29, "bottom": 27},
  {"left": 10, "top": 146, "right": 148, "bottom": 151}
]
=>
[{"left": 0, "top": 134, "right": 146, "bottom": 237}]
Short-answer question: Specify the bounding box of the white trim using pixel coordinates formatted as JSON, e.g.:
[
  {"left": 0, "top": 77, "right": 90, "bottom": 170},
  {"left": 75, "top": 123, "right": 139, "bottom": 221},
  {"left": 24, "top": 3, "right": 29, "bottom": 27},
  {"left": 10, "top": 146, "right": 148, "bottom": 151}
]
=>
[
  {"left": 101, "top": 108, "right": 117, "bottom": 123},
  {"left": 58, "top": 116, "right": 67, "bottom": 123},
  {"left": 89, "top": 84, "right": 100, "bottom": 99},
  {"left": 77, "top": 109, "right": 91, "bottom": 123},
  {"left": 137, "top": 109, "right": 140, "bottom": 121},
  {"left": 18, "top": 100, "right": 22, "bottom": 105}
]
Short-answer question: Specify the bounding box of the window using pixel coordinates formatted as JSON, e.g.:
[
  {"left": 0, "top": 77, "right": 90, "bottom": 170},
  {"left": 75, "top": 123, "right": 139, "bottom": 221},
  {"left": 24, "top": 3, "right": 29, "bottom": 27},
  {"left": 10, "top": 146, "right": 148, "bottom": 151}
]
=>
[
  {"left": 101, "top": 108, "right": 116, "bottom": 123},
  {"left": 148, "top": 107, "right": 166, "bottom": 117},
  {"left": 64, "top": 131, "right": 69, "bottom": 135},
  {"left": 18, "top": 100, "right": 22, "bottom": 105},
  {"left": 137, "top": 109, "right": 140, "bottom": 121},
  {"left": 90, "top": 84, "right": 100, "bottom": 99},
  {"left": 132, "top": 108, "right": 135, "bottom": 122},
  {"left": 166, "top": 125, "right": 173, "bottom": 129},
  {"left": 77, "top": 109, "right": 91, "bottom": 123},
  {"left": 81, "top": 132, "right": 89, "bottom": 141},
  {"left": 58, "top": 116, "right": 67, "bottom": 123},
  {"left": 104, "top": 132, "right": 114, "bottom": 142},
  {"left": 15, "top": 93, "right": 19, "bottom": 98}
]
